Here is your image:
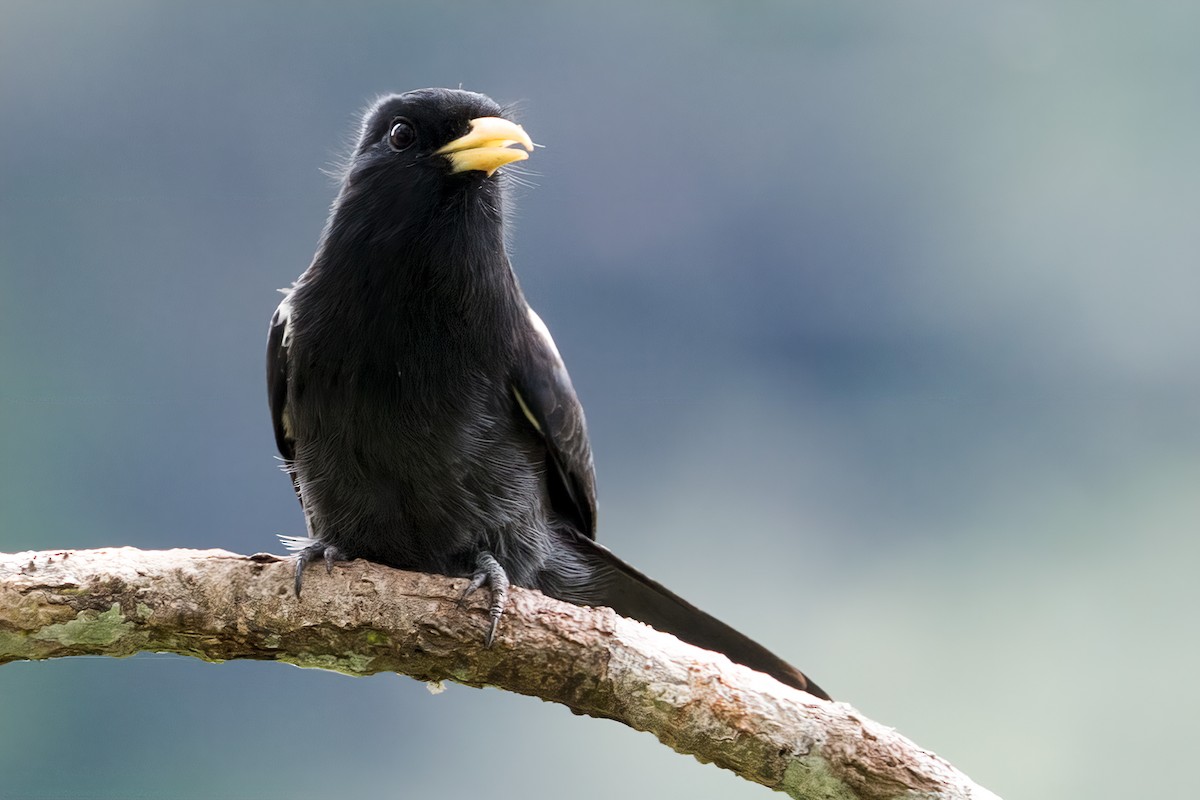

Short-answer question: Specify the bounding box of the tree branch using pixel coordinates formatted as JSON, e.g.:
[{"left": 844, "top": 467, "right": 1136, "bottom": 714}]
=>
[{"left": 0, "top": 547, "right": 997, "bottom": 799}]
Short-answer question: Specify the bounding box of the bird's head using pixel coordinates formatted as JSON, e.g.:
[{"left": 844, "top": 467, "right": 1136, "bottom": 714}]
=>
[{"left": 335, "top": 89, "right": 532, "bottom": 227}]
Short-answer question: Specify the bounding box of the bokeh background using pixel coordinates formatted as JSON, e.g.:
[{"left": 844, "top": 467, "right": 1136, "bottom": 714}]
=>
[{"left": 3, "top": 2, "right": 1198, "bottom": 798}]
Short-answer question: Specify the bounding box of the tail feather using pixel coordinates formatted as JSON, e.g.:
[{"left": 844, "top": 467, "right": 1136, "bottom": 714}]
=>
[{"left": 551, "top": 534, "right": 830, "bottom": 701}]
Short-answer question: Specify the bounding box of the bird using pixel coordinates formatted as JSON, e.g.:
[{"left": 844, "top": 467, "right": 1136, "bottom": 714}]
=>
[{"left": 267, "top": 87, "right": 830, "bottom": 700}]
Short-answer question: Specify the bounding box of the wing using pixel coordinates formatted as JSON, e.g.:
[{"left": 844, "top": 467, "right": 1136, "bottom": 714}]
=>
[
  {"left": 266, "top": 293, "right": 301, "bottom": 504},
  {"left": 512, "top": 306, "right": 598, "bottom": 539}
]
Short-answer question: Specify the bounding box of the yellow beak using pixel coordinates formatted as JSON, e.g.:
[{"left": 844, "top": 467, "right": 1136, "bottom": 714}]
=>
[{"left": 435, "top": 116, "right": 534, "bottom": 177}]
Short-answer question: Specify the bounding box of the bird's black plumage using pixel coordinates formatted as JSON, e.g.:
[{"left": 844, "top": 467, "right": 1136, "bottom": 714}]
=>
[{"left": 268, "top": 88, "right": 829, "bottom": 699}]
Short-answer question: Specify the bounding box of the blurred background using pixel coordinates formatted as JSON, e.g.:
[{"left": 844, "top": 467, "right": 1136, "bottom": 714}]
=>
[{"left": 2, "top": 2, "right": 1198, "bottom": 798}]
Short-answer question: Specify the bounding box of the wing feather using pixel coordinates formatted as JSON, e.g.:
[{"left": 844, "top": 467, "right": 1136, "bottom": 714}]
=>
[
  {"left": 267, "top": 294, "right": 302, "bottom": 505},
  {"left": 512, "top": 307, "right": 598, "bottom": 539}
]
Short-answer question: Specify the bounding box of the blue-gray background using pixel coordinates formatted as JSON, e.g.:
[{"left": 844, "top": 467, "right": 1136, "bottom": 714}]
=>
[{"left": 2, "top": 2, "right": 1197, "bottom": 798}]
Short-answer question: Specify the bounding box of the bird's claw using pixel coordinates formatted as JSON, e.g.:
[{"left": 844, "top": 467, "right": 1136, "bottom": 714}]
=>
[
  {"left": 459, "top": 552, "right": 509, "bottom": 646},
  {"left": 291, "top": 540, "right": 347, "bottom": 597}
]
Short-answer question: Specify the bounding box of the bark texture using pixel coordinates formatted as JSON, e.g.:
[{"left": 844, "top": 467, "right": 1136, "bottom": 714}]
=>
[{"left": 0, "top": 547, "right": 998, "bottom": 800}]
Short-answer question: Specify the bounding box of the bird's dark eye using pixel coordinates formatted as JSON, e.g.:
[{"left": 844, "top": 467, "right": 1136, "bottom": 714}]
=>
[{"left": 388, "top": 118, "right": 416, "bottom": 151}]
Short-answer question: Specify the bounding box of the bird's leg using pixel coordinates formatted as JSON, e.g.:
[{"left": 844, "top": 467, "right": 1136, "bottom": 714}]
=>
[
  {"left": 281, "top": 536, "right": 348, "bottom": 598},
  {"left": 459, "top": 551, "right": 510, "bottom": 646}
]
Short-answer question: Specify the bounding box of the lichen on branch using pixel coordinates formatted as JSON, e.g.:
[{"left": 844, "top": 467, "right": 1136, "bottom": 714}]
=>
[{"left": 0, "top": 547, "right": 999, "bottom": 800}]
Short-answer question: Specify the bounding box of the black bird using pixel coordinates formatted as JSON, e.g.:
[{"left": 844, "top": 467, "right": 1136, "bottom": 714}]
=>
[{"left": 267, "top": 88, "right": 829, "bottom": 700}]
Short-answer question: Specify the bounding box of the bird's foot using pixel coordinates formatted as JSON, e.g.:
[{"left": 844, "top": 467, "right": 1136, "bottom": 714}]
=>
[
  {"left": 458, "top": 552, "right": 510, "bottom": 646},
  {"left": 279, "top": 535, "right": 348, "bottom": 597}
]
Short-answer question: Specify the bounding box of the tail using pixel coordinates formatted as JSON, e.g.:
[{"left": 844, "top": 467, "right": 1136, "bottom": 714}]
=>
[{"left": 547, "top": 534, "right": 831, "bottom": 701}]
